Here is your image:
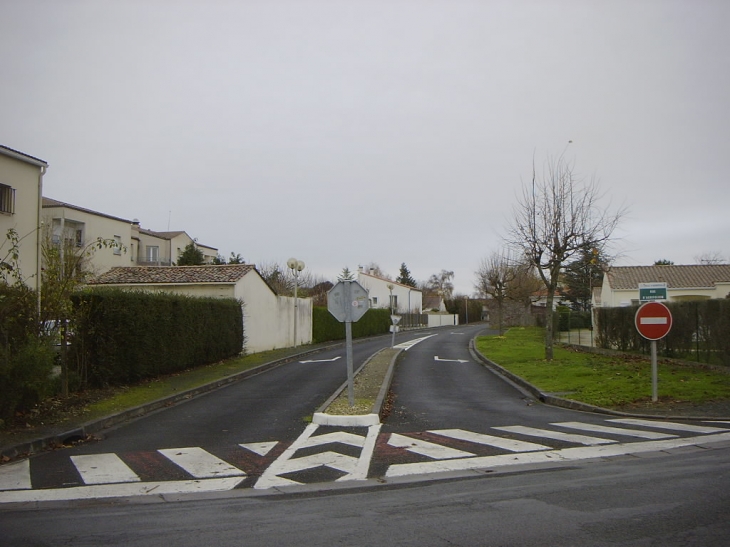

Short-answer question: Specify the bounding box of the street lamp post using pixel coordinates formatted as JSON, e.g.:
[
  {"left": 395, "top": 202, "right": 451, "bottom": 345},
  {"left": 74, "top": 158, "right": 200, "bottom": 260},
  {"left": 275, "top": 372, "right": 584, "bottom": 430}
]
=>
[{"left": 287, "top": 257, "right": 305, "bottom": 348}]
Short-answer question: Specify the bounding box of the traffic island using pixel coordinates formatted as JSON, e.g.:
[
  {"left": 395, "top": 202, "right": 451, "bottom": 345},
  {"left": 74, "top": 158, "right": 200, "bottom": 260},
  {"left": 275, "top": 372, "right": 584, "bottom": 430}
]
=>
[{"left": 313, "top": 347, "right": 402, "bottom": 426}]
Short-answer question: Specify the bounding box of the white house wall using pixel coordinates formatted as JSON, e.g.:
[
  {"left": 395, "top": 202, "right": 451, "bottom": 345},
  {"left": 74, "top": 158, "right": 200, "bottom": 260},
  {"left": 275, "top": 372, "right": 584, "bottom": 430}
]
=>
[
  {"left": 43, "top": 206, "right": 134, "bottom": 275},
  {"left": 235, "top": 274, "right": 312, "bottom": 353},
  {"left": 0, "top": 153, "right": 44, "bottom": 290},
  {"left": 356, "top": 273, "right": 422, "bottom": 313}
]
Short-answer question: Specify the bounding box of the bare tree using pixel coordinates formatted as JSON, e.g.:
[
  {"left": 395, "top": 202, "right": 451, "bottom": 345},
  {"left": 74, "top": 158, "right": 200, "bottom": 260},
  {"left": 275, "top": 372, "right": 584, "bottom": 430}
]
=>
[
  {"left": 427, "top": 269, "right": 455, "bottom": 300},
  {"left": 694, "top": 251, "right": 727, "bottom": 265},
  {"left": 507, "top": 155, "right": 625, "bottom": 360},
  {"left": 475, "top": 250, "right": 539, "bottom": 334}
]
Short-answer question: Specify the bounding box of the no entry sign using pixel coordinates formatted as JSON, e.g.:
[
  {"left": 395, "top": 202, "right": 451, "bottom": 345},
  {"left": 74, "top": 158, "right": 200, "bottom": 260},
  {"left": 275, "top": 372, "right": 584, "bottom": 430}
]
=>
[{"left": 635, "top": 301, "right": 673, "bottom": 340}]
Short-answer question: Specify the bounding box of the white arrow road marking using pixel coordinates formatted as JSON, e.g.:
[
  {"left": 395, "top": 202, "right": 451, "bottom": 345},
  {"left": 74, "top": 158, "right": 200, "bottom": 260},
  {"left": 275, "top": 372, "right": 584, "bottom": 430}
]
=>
[
  {"left": 394, "top": 335, "right": 437, "bottom": 351},
  {"left": 434, "top": 356, "right": 469, "bottom": 363},
  {"left": 429, "top": 429, "right": 550, "bottom": 452},
  {"left": 385, "top": 431, "right": 730, "bottom": 478},
  {"left": 158, "top": 447, "right": 245, "bottom": 479},
  {"left": 388, "top": 433, "right": 474, "bottom": 459},
  {"left": 240, "top": 441, "right": 278, "bottom": 457},
  {"left": 551, "top": 422, "right": 677, "bottom": 440},
  {"left": 0, "top": 477, "right": 245, "bottom": 504},
  {"left": 71, "top": 454, "right": 141, "bottom": 485},
  {"left": 0, "top": 459, "right": 31, "bottom": 490},
  {"left": 608, "top": 418, "right": 728, "bottom": 434},
  {"left": 300, "top": 357, "right": 342, "bottom": 363},
  {"left": 493, "top": 426, "right": 616, "bottom": 446},
  {"left": 300, "top": 431, "right": 367, "bottom": 449},
  {"left": 254, "top": 423, "right": 381, "bottom": 489}
]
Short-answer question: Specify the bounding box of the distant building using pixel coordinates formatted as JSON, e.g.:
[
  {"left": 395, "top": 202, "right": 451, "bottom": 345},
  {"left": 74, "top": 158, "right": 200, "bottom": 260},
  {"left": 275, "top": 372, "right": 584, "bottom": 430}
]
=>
[
  {"left": 597, "top": 265, "right": 730, "bottom": 307},
  {"left": 356, "top": 267, "right": 422, "bottom": 313}
]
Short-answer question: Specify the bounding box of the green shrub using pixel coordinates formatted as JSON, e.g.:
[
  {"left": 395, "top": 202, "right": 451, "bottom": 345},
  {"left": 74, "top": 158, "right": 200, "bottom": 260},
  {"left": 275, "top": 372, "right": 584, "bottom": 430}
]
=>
[
  {"left": 0, "top": 339, "right": 55, "bottom": 421},
  {"left": 312, "top": 306, "right": 391, "bottom": 343},
  {"left": 72, "top": 289, "right": 243, "bottom": 387}
]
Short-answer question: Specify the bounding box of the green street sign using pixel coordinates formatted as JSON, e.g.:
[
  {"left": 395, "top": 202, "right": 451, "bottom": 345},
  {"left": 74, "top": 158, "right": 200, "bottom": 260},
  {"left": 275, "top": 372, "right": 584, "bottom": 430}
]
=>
[{"left": 639, "top": 282, "right": 667, "bottom": 302}]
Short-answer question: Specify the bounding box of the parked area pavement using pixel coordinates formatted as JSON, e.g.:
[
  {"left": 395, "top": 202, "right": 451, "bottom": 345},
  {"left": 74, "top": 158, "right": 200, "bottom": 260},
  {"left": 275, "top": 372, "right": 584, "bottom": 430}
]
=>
[{"left": 2, "top": 325, "right": 729, "bottom": 507}]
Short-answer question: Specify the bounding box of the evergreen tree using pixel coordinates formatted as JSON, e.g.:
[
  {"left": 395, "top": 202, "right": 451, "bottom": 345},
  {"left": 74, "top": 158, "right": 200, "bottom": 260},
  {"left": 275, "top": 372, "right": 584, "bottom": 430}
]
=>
[
  {"left": 396, "top": 262, "right": 417, "bottom": 287},
  {"left": 562, "top": 244, "right": 607, "bottom": 311},
  {"left": 176, "top": 242, "right": 204, "bottom": 266},
  {"left": 338, "top": 267, "right": 355, "bottom": 281}
]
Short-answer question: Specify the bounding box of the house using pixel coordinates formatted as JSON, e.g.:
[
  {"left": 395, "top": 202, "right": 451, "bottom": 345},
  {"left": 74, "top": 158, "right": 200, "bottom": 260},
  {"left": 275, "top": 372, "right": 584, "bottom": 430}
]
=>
[
  {"left": 132, "top": 223, "right": 217, "bottom": 266},
  {"left": 42, "top": 198, "right": 136, "bottom": 274},
  {"left": 87, "top": 264, "right": 312, "bottom": 353},
  {"left": 356, "top": 268, "right": 422, "bottom": 314},
  {"left": 42, "top": 198, "right": 217, "bottom": 274},
  {"left": 0, "top": 145, "right": 48, "bottom": 290},
  {"left": 597, "top": 265, "right": 730, "bottom": 307}
]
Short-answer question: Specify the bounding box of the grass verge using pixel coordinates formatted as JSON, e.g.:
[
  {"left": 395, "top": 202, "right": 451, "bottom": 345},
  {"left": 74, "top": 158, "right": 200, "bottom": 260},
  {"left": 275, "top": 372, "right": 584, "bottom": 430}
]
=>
[
  {"left": 1, "top": 346, "right": 319, "bottom": 451},
  {"left": 475, "top": 327, "right": 730, "bottom": 411}
]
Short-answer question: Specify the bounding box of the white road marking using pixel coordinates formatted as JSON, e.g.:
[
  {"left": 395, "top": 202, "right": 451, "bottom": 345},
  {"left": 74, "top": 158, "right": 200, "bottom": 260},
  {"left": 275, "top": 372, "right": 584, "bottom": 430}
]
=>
[
  {"left": 158, "top": 447, "right": 245, "bottom": 478},
  {"left": 608, "top": 419, "right": 728, "bottom": 434},
  {"left": 394, "top": 335, "right": 437, "bottom": 351},
  {"left": 0, "top": 459, "right": 31, "bottom": 490},
  {"left": 300, "top": 431, "right": 366, "bottom": 449},
  {"left": 300, "top": 357, "right": 342, "bottom": 363},
  {"left": 493, "top": 425, "right": 616, "bottom": 446},
  {"left": 71, "top": 454, "right": 140, "bottom": 484},
  {"left": 434, "top": 356, "right": 469, "bottom": 363},
  {"left": 429, "top": 429, "right": 550, "bottom": 452},
  {"left": 240, "top": 441, "right": 278, "bottom": 457},
  {"left": 551, "top": 422, "right": 677, "bottom": 440},
  {"left": 0, "top": 477, "right": 245, "bottom": 504},
  {"left": 388, "top": 433, "right": 474, "bottom": 459},
  {"left": 385, "top": 431, "right": 730, "bottom": 478}
]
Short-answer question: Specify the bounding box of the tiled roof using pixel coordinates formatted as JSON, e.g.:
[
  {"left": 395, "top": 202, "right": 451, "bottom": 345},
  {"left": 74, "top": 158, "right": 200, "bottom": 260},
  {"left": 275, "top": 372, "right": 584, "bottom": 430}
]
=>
[
  {"left": 606, "top": 265, "right": 730, "bottom": 290},
  {"left": 89, "top": 265, "right": 255, "bottom": 285}
]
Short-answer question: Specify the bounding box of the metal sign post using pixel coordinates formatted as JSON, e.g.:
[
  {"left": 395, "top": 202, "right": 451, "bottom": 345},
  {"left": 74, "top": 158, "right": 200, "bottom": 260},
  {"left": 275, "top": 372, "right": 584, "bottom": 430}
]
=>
[
  {"left": 327, "top": 280, "right": 370, "bottom": 407},
  {"left": 635, "top": 301, "right": 673, "bottom": 402}
]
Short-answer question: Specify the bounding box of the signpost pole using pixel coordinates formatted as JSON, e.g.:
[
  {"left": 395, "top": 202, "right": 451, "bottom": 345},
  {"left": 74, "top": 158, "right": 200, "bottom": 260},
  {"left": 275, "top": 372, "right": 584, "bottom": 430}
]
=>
[
  {"left": 344, "top": 280, "right": 355, "bottom": 407},
  {"left": 651, "top": 340, "right": 658, "bottom": 402}
]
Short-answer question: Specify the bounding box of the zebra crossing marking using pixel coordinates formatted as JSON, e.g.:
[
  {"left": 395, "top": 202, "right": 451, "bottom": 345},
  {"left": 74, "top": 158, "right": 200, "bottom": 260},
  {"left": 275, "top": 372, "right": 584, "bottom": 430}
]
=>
[
  {"left": 607, "top": 418, "right": 728, "bottom": 434},
  {"left": 0, "top": 458, "right": 30, "bottom": 491},
  {"left": 158, "top": 447, "right": 245, "bottom": 479},
  {"left": 385, "top": 431, "right": 730, "bottom": 478},
  {"left": 493, "top": 425, "right": 617, "bottom": 446},
  {"left": 551, "top": 422, "right": 677, "bottom": 440},
  {"left": 240, "top": 441, "right": 278, "bottom": 456},
  {"left": 254, "top": 423, "right": 381, "bottom": 490},
  {"left": 388, "top": 433, "right": 474, "bottom": 459},
  {"left": 429, "top": 429, "right": 550, "bottom": 452},
  {"left": 0, "top": 477, "right": 245, "bottom": 504},
  {"left": 71, "top": 454, "right": 141, "bottom": 485}
]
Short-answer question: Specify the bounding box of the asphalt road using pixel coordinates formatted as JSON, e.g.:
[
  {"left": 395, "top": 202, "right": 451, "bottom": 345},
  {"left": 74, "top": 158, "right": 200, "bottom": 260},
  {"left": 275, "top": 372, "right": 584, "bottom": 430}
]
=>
[{"left": 2, "top": 444, "right": 729, "bottom": 546}]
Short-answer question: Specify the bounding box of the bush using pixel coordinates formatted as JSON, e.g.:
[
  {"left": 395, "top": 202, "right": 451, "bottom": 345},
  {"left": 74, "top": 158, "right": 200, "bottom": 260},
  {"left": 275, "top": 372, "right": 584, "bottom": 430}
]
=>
[
  {"left": 0, "top": 335, "right": 56, "bottom": 422},
  {"left": 72, "top": 289, "right": 244, "bottom": 387},
  {"left": 312, "top": 307, "right": 391, "bottom": 343}
]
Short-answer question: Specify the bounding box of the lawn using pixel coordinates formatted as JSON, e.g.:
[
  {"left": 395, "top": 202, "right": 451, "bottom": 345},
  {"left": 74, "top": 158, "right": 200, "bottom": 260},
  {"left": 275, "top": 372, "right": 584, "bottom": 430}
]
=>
[{"left": 475, "top": 327, "right": 730, "bottom": 409}]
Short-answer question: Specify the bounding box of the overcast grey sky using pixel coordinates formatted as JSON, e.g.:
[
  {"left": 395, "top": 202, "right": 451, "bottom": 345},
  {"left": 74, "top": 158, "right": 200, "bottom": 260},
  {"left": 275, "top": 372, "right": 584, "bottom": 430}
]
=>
[{"left": 2, "top": 0, "right": 728, "bottom": 295}]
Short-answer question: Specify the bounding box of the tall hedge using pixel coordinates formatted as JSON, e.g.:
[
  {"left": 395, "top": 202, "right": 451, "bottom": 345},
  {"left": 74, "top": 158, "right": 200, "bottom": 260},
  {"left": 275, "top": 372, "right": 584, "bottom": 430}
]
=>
[
  {"left": 312, "top": 306, "right": 391, "bottom": 343},
  {"left": 72, "top": 289, "right": 243, "bottom": 387},
  {"left": 595, "top": 299, "right": 730, "bottom": 365}
]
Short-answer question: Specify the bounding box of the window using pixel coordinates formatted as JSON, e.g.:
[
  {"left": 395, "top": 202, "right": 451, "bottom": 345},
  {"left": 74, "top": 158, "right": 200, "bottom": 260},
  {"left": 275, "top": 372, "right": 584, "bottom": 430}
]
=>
[
  {"left": 75, "top": 229, "right": 83, "bottom": 247},
  {"left": 146, "top": 245, "right": 159, "bottom": 263},
  {"left": 0, "top": 184, "right": 15, "bottom": 214},
  {"left": 372, "top": 297, "right": 378, "bottom": 305},
  {"left": 113, "top": 235, "right": 122, "bottom": 255},
  {"left": 390, "top": 295, "right": 398, "bottom": 310}
]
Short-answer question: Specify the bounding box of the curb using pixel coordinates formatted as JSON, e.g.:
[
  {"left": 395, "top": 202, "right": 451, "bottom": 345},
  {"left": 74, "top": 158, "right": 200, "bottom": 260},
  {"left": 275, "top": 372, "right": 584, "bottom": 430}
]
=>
[
  {"left": 1, "top": 344, "right": 338, "bottom": 461},
  {"left": 469, "top": 338, "right": 730, "bottom": 422},
  {"left": 313, "top": 347, "right": 403, "bottom": 427}
]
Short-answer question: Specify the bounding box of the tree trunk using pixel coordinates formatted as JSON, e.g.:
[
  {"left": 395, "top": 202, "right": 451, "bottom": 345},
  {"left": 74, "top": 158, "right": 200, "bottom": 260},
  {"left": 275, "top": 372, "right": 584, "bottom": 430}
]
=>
[{"left": 544, "top": 286, "right": 556, "bottom": 361}]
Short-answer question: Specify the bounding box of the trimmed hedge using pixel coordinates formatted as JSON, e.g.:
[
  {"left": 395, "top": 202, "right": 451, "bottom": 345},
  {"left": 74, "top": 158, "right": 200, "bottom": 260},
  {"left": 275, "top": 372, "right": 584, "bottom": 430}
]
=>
[
  {"left": 595, "top": 299, "right": 730, "bottom": 365},
  {"left": 312, "top": 306, "right": 391, "bottom": 343},
  {"left": 72, "top": 289, "right": 243, "bottom": 387}
]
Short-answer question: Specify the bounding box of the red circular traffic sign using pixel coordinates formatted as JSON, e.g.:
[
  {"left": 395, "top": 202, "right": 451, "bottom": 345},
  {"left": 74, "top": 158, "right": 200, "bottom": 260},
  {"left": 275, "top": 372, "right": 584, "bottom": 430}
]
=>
[{"left": 635, "top": 301, "right": 673, "bottom": 340}]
